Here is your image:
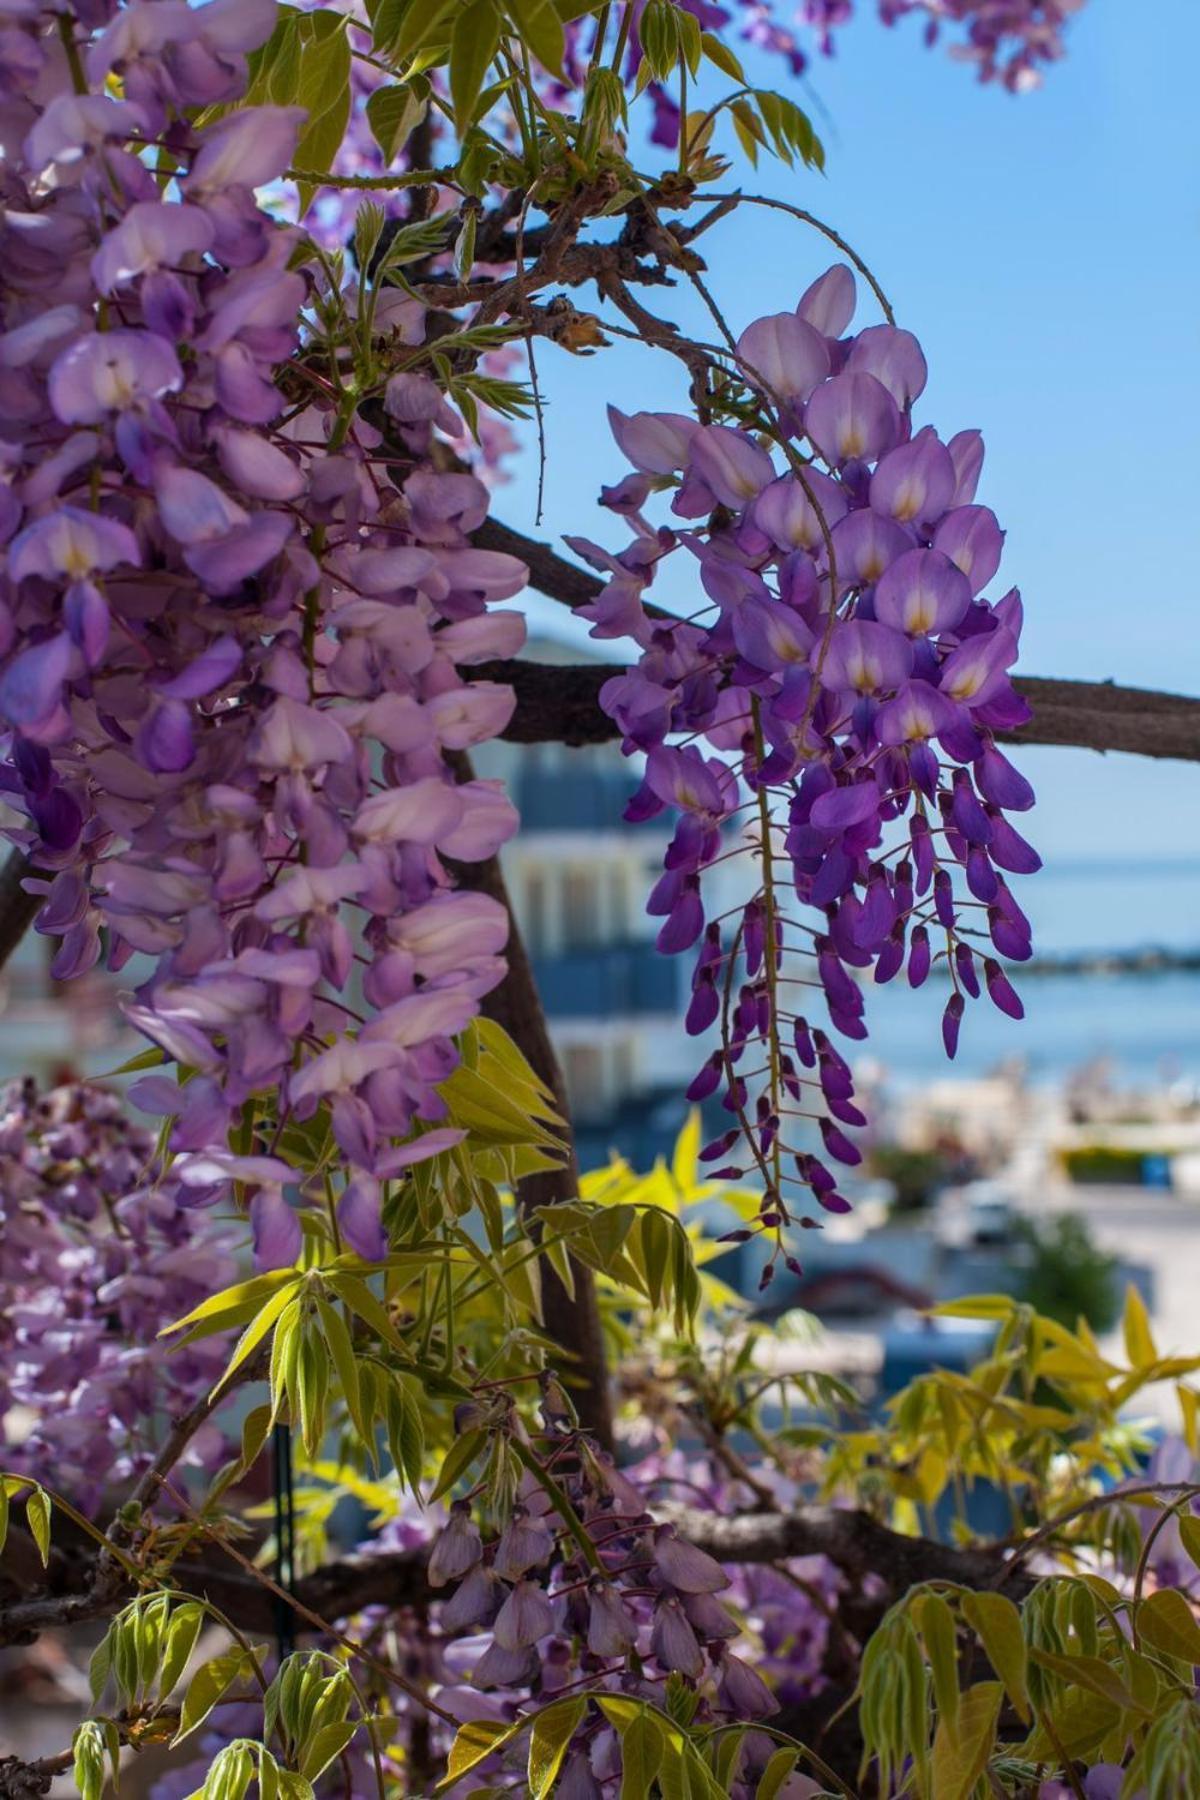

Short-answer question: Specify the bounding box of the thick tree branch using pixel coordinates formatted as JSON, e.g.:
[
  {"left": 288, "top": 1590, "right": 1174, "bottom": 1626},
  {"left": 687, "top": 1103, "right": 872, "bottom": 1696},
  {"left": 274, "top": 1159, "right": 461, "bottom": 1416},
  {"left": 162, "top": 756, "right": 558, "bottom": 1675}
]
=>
[
  {"left": 471, "top": 518, "right": 1200, "bottom": 762},
  {"left": 472, "top": 653, "right": 1200, "bottom": 764},
  {"left": 448, "top": 838, "right": 615, "bottom": 1452},
  {"left": 1, "top": 1494, "right": 1038, "bottom": 1652},
  {"left": 0, "top": 853, "right": 42, "bottom": 971},
  {"left": 0, "top": 1497, "right": 1026, "bottom": 1646}
]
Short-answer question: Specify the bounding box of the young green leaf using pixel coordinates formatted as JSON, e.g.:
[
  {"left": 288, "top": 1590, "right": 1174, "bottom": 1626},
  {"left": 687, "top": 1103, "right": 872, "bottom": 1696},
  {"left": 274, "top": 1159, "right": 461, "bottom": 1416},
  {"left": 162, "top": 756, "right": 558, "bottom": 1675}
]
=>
[
  {"left": 451, "top": 0, "right": 501, "bottom": 129},
  {"left": 528, "top": 1696, "right": 586, "bottom": 1798},
  {"left": 505, "top": 0, "right": 567, "bottom": 79},
  {"left": 175, "top": 1647, "right": 262, "bottom": 1745},
  {"left": 619, "top": 1709, "right": 665, "bottom": 1799},
  {"left": 433, "top": 1719, "right": 521, "bottom": 1794},
  {"left": 364, "top": 83, "right": 428, "bottom": 162},
  {"left": 25, "top": 1486, "right": 51, "bottom": 1566}
]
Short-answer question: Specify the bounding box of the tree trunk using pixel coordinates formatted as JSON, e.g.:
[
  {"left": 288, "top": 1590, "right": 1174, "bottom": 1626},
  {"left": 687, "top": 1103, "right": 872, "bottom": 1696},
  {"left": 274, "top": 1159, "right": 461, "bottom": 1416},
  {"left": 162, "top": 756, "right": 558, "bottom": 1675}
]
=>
[{"left": 451, "top": 844, "right": 614, "bottom": 1449}]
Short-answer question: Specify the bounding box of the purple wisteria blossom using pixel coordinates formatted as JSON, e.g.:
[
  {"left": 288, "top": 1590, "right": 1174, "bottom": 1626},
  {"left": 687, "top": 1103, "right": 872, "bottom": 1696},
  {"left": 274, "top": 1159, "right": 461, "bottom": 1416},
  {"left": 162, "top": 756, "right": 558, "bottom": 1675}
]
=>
[
  {"left": 0, "top": 1081, "right": 238, "bottom": 1509},
  {"left": 0, "top": 0, "right": 525, "bottom": 1269},
  {"left": 588, "top": 267, "right": 1038, "bottom": 1276}
]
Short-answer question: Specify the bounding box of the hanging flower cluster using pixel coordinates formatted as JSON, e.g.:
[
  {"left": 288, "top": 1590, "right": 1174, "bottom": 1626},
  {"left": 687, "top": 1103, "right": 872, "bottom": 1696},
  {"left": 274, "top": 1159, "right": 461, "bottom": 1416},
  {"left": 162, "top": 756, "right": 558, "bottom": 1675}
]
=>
[
  {"left": 868, "top": 0, "right": 1087, "bottom": 88},
  {"left": 0, "top": 0, "right": 527, "bottom": 1269},
  {"left": 424, "top": 1410, "right": 784, "bottom": 1776},
  {"left": 583, "top": 265, "right": 1038, "bottom": 1271},
  {"left": 0, "top": 1081, "right": 238, "bottom": 1510},
  {"left": 634, "top": 0, "right": 1086, "bottom": 132}
]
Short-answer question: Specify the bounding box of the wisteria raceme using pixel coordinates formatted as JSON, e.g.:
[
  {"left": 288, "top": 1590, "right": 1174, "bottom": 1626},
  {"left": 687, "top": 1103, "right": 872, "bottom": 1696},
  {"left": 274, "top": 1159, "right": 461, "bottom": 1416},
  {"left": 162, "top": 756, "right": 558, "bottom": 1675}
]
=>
[
  {"left": 0, "top": 1081, "right": 238, "bottom": 1509},
  {"left": 613, "top": 0, "right": 1087, "bottom": 135},
  {"left": 413, "top": 1415, "right": 817, "bottom": 1785},
  {"left": 582, "top": 267, "right": 1039, "bottom": 1273},
  {"left": 0, "top": 0, "right": 527, "bottom": 1268},
  {"left": 741, "top": 0, "right": 1087, "bottom": 93}
]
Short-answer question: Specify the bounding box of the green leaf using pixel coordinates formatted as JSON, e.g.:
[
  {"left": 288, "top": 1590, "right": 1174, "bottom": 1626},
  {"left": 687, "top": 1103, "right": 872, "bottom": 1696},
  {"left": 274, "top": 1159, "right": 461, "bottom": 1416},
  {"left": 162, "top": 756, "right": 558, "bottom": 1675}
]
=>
[
  {"left": 1123, "top": 1282, "right": 1158, "bottom": 1367},
  {"left": 528, "top": 1696, "right": 586, "bottom": 1797},
  {"left": 221, "top": 1278, "right": 304, "bottom": 1388},
  {"left": 102, "top": 1044, "right": 168, "bottom": 1076},
  {"left": 916, "top": 1590, "right": 959, "bottom": 1737},
  {"left": 163, "top": 1270, "right": 300, "bottom": 1340},
  {"left": 299, "top": 1721, "right": 359, "bottom": 1782},
  {"left": 433, "top": 1719, "right": 521, "bottom": 1793},
  {"left": 931, "top": 1294, "right": 1018, "bottom": 1320},
  {"left": 729, "top": 97, "right": 763, "bottom": 168},
  {"left": 505, "top": 0, "right": 566, "bottom": 78},
  {"left": 1137, "top": 1587, "right": 1200, "bottom": 1664},
  {"left": 929, "top": 1680, "right": 1002, "bottom": 1800},
  {"left": 292, "top": 21, "right": 352, "bottom": 212},
  {"left": 160, "top": 1602, "right": 206, "bottom": 1701},
  {"left": 619, "top": 1710, "right": 665, "bottom": 1798},
  {"left": 386, "top": 1375, "right": 426, "bottom": 1491},
  {"left": 700, "top": 29, "right": 745, "bottom": 83},
  {"left": 451, "top": 0, "right": 500, "bottom": 129},
  {"left": 1025, "top": 1685, "right": 1118, "bottom": 1761},
  {"left": 175, "top": 1647, "right": 261, "bottom": 1745},
  {"left": 315, "top": 1297, "right": 367, "bottom": 1440},
  {"left": 439, "top": 1062, "right": 561, "bottom": 1148},
  {"left": 1180, "top": 1513, "right": 1200, "bottom": 1571},
  {"left": 25, "top": 1486, "right": 50, "bottom": 1566},
  {"left": 429, "top": 1427, "right": 488, "bottom": 1503},
  {"left": 754, "top": 1748, "right": 802, "bottom": 1800},
  {"left": 326, "top": 1273, "right": 405, "bottom": 1349},
  {"left": 395, "top": 0, "right": 456, "bottom": 59},
  {"left": 88, "top": 1628, "right": 113, "bottom": 1705},
  {"left": 364, "top": 83, "right": 427, "bottom": 161},
  {"left": 638, "top": 1209, "right": 672, "bottom": 1312},
  {"left": 961, "top": 1590, "right": 1029, "bottom": 1723},
  {"left": 473, "top": 1018, "right": 561, "bottom": 1117},
  {"left": 453, "top": 206, "right": 478, "bottom": 282},
  {"left": 1028, "top": 1648, "right": 1145, "bottom": 1713},
  {"left": 73, "top": 1722, "right": 108, "bottom": 1800}
]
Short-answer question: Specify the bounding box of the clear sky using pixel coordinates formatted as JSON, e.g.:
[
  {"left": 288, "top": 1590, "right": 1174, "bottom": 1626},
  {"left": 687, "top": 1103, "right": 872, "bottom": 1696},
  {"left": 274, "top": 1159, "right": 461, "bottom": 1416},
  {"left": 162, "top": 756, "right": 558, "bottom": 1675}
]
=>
[{"left": 499, "top": 0, "right": 1200, "bottom": 865}]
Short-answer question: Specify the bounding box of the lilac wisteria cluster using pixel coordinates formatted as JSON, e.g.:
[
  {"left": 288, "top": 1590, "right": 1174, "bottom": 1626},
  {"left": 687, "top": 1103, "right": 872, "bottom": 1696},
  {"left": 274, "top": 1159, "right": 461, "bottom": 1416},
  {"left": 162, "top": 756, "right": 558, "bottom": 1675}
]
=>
[
  {"left": 584, "top": 265, "right": 1038, "bottom": 1260},
  {"left": 803, "top": 0, "right": 1086, "bottom": 89},
  {"left": 425, "top": 1422, "right": 784, "bottom": 1782},
  {"left": 0, "top": 1081, "right": 238, "bottom": 1509},
  {"left": 625, "top": 0, "right": 1085, "bottom": 140},
  {"left": 0, "top": 1, "right": 526, "bottom": 1268}
]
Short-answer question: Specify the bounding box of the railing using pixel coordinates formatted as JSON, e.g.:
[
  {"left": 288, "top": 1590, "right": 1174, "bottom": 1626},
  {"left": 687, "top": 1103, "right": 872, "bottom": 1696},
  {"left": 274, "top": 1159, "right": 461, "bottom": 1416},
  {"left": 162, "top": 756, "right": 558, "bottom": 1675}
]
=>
[
  {"left": 531, "top": 943, "right": 681, "bottom": 1016},
  {"left": 515, "top": 768, "right": 647, "bottom": 833}
]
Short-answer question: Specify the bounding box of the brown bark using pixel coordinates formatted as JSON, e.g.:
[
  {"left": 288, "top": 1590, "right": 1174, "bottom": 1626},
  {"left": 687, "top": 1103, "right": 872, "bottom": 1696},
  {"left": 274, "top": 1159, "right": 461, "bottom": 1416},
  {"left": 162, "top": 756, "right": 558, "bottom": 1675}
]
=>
[
  {"left": 449, "top": 843, "right": 615, "bottom": 1451},
  {"left": 469, "top": 653, "right": 1200, "bottom": 764}
]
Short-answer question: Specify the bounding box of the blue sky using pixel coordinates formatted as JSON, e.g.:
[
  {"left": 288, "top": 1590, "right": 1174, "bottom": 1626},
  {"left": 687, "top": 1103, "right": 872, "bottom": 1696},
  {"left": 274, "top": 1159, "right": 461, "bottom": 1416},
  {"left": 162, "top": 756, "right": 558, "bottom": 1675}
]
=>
[{"left": 500, "top": 0, "right": 1200, "bottom": 863}]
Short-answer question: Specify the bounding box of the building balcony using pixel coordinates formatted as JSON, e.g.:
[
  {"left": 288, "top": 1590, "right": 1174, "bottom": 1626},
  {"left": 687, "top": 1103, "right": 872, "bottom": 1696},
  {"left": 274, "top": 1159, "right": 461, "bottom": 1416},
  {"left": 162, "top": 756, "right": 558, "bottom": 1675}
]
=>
[
  {"left": 531, "top": 942, "right": 681, "bottom": 1017},
  {"left": 515, "top": 769, "right": 646, "bottom": 834}
]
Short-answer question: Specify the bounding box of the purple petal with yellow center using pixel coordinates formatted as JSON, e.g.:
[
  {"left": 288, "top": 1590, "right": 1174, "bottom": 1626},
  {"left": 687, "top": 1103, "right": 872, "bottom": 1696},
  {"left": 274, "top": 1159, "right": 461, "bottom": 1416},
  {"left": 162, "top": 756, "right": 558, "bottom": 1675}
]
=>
[
  {"left": 48, "top": 330, "right": 182, "bottom": 424},
  {"left": 874, "top": 547, "right": 970, "bottom": 637},
  {"left": 806, "top": 370, "right": 900, "bottom": 466},
  {"left": 869, "top": 428, "right": 956, "bottom": 526},
  {"left": 735, "top": 311, "right": 830, "bottom": 403},
  {"left": 817, "top": 619, "right": 913, "bottom": 696},
  {"left": 687, "top": 423, "right": 776, "bottom": 509}
]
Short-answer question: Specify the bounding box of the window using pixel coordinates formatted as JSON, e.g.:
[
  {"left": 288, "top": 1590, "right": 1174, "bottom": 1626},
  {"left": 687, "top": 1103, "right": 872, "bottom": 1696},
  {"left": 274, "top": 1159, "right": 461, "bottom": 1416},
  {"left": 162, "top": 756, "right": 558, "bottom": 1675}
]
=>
[
  {"left": 523, "top": 867, "right": 548, "bottom": 952},
  {"left": 563, "top": 1042, "right": 607, "bottom": 1121},
  {"left": 562, "top": 867, "right": 601, "bottom": 949}
]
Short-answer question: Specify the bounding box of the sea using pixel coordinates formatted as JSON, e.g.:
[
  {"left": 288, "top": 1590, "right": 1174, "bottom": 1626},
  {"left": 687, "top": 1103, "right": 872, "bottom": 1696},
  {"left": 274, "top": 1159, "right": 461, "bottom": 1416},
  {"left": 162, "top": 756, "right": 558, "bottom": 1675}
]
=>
[{"left": 863, "top": 858, "right": 1200, "bottom": 1091}]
